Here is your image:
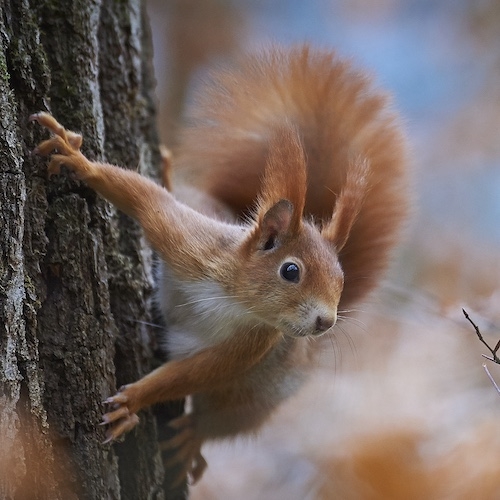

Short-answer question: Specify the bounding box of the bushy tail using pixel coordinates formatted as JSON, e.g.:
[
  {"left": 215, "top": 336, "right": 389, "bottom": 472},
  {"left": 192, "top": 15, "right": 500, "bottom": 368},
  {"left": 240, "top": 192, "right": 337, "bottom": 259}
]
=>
[{"left": 172, "top": 45, "right": 410, "bottom": 308}]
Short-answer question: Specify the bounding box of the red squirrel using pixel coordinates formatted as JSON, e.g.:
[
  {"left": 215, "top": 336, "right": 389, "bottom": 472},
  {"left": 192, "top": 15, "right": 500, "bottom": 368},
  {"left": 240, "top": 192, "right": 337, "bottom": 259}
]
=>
[{"left": 31, "top": 45, "right": 409, "bottom": 484}]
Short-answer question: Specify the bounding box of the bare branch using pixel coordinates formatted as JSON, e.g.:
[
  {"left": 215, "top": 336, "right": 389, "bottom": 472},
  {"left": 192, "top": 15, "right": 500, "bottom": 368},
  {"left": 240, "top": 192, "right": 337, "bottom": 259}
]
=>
[{"left": 462, "top": 308, "right": 500, "bottom": 364}]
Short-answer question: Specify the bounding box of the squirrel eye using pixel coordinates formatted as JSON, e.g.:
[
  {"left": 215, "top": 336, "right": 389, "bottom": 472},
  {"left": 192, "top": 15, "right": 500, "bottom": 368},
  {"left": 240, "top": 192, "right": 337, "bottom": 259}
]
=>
[{"left": 280, "top": 262, "right": 300, "bottom": 283}]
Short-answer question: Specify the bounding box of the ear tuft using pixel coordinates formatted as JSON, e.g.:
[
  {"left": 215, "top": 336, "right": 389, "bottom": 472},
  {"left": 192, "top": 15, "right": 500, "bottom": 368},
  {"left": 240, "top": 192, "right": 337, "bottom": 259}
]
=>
[
  {"left": 258, "top": 126, "right": 307, "bottom": 235},
  {"left": 322, "top": 156, "right": 369, "bottom": 251},
  {"left": 259, "top": 199, "right": 293, "bottom": 250}
]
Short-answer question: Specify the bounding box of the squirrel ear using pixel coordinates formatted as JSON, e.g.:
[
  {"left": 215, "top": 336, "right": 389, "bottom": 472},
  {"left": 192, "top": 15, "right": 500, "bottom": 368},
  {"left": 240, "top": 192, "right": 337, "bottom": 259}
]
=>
[
  {"left": 258, "top": 125, "right": 306, "bottom": 235},
  {"left": 322, "top": 157, "right": 369, "bottom": 251},
  {"left": 257, "top": 199, "right": 294, "bottom": 250}
]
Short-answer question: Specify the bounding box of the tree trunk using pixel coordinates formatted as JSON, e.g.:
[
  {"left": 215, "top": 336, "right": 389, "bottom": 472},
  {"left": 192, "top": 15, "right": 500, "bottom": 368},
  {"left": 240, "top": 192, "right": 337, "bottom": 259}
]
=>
[{"left": 0, "top": 1, "right": 184, "bottom": 498}]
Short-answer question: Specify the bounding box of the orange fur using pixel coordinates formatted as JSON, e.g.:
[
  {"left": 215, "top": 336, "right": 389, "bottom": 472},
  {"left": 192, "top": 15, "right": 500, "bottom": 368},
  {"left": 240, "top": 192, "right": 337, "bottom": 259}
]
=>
[
  {"left": 316, "top": 425, "right": 500, "bottom": 500},
  {"left": 174, "top": 45, "right": 409, "bottom": 307},
  {"left": 32, "top": 44, "right": 409, "bottom": 485}
]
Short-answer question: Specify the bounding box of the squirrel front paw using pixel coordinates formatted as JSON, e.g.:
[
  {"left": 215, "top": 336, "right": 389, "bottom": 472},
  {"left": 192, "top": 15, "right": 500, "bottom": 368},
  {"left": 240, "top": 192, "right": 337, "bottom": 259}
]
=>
[
  {"left": 102, "top": 384, "right": 141, "bottom": 442},
  {"left": 30, "top": 112, "right": 95, "bottom": 179}
]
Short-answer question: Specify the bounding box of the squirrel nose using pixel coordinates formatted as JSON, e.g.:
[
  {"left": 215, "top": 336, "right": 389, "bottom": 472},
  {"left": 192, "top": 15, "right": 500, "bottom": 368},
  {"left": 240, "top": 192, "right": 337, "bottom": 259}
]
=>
[{"left": 315, "top": 314, "right": 336, "bottom": 333}]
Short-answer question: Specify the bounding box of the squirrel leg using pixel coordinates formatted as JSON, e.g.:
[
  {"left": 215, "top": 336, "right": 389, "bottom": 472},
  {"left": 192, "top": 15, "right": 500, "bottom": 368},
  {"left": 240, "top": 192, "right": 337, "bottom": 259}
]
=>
[
  {"left": 101, "top": 328, "right": 281, "bottom": 441},
  {"left": 30, "top": 112, "right": 171, "bottom": 221},
  {"left": 31, "top": 112, "right": 237, "bottom": 272}
]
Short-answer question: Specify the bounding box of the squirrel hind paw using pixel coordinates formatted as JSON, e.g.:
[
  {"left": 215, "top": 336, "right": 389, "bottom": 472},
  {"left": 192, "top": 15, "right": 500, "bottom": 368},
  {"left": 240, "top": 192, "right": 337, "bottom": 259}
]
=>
[
  {"left": 161, "top": 414, "right": 207, "bottom": 486},
  {"left": 166, "top": 448, "right": 207, "bottom": 489}
]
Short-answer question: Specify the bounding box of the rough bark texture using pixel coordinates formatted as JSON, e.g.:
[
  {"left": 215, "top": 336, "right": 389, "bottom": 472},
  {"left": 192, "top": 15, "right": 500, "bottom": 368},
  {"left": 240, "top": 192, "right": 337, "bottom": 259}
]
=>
[{"left": 0, "top": 1, "right": 184, "bottom": 498}]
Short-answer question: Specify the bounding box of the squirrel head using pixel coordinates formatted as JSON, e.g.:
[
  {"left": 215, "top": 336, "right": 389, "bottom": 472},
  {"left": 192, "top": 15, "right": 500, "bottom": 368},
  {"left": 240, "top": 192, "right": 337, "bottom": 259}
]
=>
[{"left": 232, "top": 126, "right": 367, "bottom": 337}]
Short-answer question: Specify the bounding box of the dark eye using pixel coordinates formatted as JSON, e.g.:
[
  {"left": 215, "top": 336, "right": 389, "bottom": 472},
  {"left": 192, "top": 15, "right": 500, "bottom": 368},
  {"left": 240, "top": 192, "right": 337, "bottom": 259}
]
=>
[{"left": 280, "top": 262, "right": 300, "bottom": 283}]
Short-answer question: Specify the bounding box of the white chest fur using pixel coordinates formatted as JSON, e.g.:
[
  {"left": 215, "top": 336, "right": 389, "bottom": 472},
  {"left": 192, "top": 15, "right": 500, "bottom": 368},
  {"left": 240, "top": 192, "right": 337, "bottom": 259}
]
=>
[{"left": 157, "top": 263, "right": 256, "bottom": 359}]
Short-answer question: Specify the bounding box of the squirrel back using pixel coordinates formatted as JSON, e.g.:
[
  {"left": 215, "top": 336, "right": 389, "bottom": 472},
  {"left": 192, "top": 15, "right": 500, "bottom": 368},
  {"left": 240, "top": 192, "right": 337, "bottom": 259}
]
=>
[{"left": 172, "top": 45, "right": 409, "bottom": 308}]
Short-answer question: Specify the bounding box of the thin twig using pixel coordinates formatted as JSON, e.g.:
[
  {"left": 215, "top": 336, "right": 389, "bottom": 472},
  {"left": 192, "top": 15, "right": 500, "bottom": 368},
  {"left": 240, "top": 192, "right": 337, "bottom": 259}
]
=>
[
  {"left": 462, "top": 308, "right": 500, "bottom": 364},
  {"left": 483, "top": 364, "right": 500, "bottom": 395}
]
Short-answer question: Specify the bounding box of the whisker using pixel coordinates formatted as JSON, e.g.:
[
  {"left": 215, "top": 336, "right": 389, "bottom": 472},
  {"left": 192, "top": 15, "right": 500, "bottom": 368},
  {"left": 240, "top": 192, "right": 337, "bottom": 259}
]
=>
[
  {"left": 333, "top": 323, "right": 358, "bottom": 362},
  {"left": 174, "top": 295, "right": 243, "bottom": 308},
  {"left": 324, "top": 332, "right": 339, "bottom": 376},
  {"left": 342, "top": 329, "right": 357, "bottom": 357},
  {"left": 338, "top": 307, "right": 365, "bottom": 315},
  {"left": 337, "top": 315, "right": 368, "bottom": 333},
  {"left": 123, "top": 317, "right": 164, "bottom": 329}
]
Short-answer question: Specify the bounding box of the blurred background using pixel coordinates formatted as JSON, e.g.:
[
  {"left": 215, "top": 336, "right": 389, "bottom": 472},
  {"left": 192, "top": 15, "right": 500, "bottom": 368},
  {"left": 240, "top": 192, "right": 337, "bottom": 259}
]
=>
[{"left": 146, "top": 1, "right": 500, "bottom": 498}]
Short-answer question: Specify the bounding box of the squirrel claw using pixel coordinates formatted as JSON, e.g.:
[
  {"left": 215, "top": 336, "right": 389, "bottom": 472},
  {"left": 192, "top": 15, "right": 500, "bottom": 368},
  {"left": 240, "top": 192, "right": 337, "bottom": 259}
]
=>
[
  {"left": 29, "top": 112, "right": 45, "bottom": 124},
  {"left": 103, "top": 405, "right": 131, "bottom": 424},
  {"left": 103, "top": 392, "right": 129, "bottom": 405},
  {"left": 31, "top": 112, "right": 88, "bottom": 178},
  {"left": 101, "top": 384, "right": 140, "bottom": 441},
  {"left": 102, "top": 413, "right": 140, "bottom": 443}
]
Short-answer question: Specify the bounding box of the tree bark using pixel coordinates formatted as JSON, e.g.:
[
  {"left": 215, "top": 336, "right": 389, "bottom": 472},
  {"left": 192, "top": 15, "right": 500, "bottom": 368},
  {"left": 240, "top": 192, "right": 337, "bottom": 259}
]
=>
[{"left": 0, "top": 1, "right": 184, "bottom": 498}]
